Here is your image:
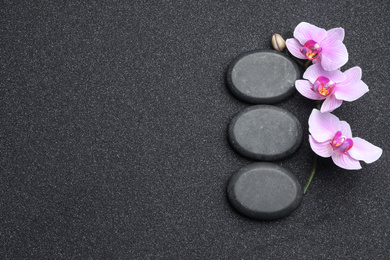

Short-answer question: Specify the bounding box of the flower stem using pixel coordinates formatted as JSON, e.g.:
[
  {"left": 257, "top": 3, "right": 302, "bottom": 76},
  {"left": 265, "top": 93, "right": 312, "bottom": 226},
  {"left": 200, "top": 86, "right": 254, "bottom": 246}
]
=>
[
  {"left": 315, "top": 100, "right": 323, "bottom": 110},
  {"left": 304, "top": 60, "right": 311, "bottom": 70},
  {"left": 285, "top": 52, "right": 305, "bottom": 67},
  {"left": 304, "top": 153, "right": 317, "bottom": 195}
]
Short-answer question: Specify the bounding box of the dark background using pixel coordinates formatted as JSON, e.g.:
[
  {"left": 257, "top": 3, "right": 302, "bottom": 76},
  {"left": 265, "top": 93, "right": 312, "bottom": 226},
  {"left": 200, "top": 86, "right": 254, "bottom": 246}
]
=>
[{"left": 1, "top": 1, "right": 389, "bottom": 259}]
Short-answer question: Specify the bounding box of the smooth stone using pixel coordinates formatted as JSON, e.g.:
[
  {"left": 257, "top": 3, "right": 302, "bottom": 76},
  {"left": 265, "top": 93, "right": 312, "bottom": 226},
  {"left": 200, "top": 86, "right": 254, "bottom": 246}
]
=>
[
  {"left": 228, "top": 105, "right": 302, "bottom": 161},
  {"left": 227, "top": 162, "right": 302, "bottom": 220},
  {"left": 226, "top": 49, "right": 300, "bottom": 104}
]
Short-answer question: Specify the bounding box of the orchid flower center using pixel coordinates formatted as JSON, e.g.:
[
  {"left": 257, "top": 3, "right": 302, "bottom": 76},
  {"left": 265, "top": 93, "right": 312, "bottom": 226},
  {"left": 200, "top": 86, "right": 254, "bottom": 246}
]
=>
[
  {"left": 312, "top": 76, "right": 336, "bottom": 97},
  {"left": 331, "top": 131, "right": 353, "bottom": 154},
  {"left": 301, "top": 40, "right": 322, "bottom": 60}
]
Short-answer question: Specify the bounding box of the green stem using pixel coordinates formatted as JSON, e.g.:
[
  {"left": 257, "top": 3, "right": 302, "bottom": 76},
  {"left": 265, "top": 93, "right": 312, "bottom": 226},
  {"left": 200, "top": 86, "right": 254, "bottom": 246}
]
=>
[
  {"left": 285, "top": 52, "right": 305, "bottom": 67},
  {"left": 315, "top": 99, "right": 324, "bottom": 110},
  {"left": 304, "top": 100, "right": 324, "bottom": 195},
  {"left": 304, "top": 154, "right": 317, "bottom": 195},
  {"left": 304, "top": 60, "right": 311, "bottom": 70}
]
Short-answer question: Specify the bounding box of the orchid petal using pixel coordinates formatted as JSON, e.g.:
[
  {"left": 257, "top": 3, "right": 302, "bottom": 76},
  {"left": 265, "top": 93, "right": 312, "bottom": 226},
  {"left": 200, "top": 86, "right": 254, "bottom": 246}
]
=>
[
  {"left": 308, "top": 109, "right": 340, "bottom": 142},
  {"left": 286, "top": 38, "right": 306, "bottom": 59},
  {"left": 332, "top": 152, "right": 362, "bottom": 170},
  {"left": 309, "top": 135, "right": 333, "bottom": 158},
  {"left": 334, "top": 67, "right": 369, "bottom": 101},
  {"left": 339, "top": 120, "right": 352, "bottom": 138},
  {"left": 293, "top": 22, "right": 328, "bottom": 45},
  {"left": 303, "top": 64, "right": 346, "bottom": 83},
  {"left": 320, "top": 28, "right": 345, "bottom": 47},
  {"left": 335, "top": 80, "right": 369, "bottom": 101},
  {"left": 348, "top": 137, "right": 383, "bottom": 163},
  {"left": 320, "top": 41, "right": 348, "bottom": 71},
  {"left": 320, "top": 94, "right": 343, "bottom": 113},
  {"left": 296, "top": 80, "right": 326, "bottom": 100},
  {"left": 339, "top": 66, "right": 362, "bottom": 84}
]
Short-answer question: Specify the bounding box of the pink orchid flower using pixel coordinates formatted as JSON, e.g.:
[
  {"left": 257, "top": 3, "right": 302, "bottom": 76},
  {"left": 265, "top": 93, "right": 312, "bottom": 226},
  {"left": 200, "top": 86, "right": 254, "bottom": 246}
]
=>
[
  {"left": 296, "top": 64, "right": 369, "bottom": 112},
  {"left": 286, "top": 22, "right": 348, "bottom": 71},
  {"left": 308, "top": 109, "right": 382, "bottom": 170}
]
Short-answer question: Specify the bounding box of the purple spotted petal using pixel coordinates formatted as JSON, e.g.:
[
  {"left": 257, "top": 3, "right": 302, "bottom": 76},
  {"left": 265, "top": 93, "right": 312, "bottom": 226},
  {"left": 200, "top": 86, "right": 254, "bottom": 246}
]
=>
[
  {"left": 293, "top": 22, "right": 328, "bottom": 45},
  {"left": 303, "top": 64, "right": 346, "bottom": 84},
  {"left": 332, "top": 152, "right": 362, "bottom": 170},
  {"left": 348, "top": 137, "right": 383, "bottom": 163},
  {"left": 296, "top": 80, "right": 326, "bottom": 100},
  {"left": 308, "top": 109, "right": 340, "bottom": 142},
  {"left": 320, "top": 28, "right": 345, "bottom": 47},
  {"left": 320, "top": 41, "right": 348, "bottom": 71},
  {"left": 334, "top": 67, "right": 369, "bottom": 101},
  {"left": 320, "top": 94, "right": 343, "bottom": 113},
  {"left": 339, "top": 120, "right": 352, "bottom": 138},
  {"left": 286, "top": 38, "right": 306, "bottom": 59},
  {"left": 309, "top": 135, "right": 333, "bottom": 158}
]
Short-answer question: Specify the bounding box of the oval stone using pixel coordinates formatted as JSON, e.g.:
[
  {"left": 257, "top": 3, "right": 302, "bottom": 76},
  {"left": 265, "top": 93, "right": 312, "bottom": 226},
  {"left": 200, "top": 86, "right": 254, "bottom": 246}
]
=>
[
  {"left": 228, "top": 105, "right": 302, "bottom": 161},
  {"left": 226, "top": 49, "right": 300, "bottom": 104},
  {"left": 227, "top": 162, "right": 302, "bottom": 220}
]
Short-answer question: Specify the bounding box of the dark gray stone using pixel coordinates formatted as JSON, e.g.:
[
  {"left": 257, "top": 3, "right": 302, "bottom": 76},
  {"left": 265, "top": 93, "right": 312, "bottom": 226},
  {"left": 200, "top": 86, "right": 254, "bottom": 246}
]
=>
[
  {"left": 226, "top": 49, "right": 300, "bottom": 104},
  {"left": 227, "top": 162, "right": 302, "bottom": 220},
  {"left": 228, "top": 105, "right": 302, "bottom": 161}
]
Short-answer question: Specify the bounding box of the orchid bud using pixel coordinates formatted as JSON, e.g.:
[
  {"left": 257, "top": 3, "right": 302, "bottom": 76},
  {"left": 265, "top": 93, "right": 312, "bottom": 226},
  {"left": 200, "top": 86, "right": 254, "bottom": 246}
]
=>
[{"left": 271, "top": 33, "right": 286, "bottom": 52}]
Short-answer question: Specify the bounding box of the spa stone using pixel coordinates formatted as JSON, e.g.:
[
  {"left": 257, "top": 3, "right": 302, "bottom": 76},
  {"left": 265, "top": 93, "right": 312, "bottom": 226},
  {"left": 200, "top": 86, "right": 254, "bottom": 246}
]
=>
[
  {"left": 226, "top": 49, "right": 300, "bottom": 104},
  {"left": 227, "top": 162, "right": 302, "bottom": 220},
  {"left": 228, "top": 105, "right": 302, "bottom": 161}
]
